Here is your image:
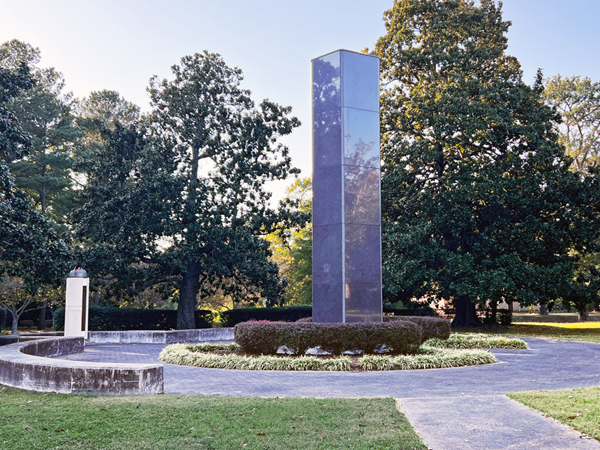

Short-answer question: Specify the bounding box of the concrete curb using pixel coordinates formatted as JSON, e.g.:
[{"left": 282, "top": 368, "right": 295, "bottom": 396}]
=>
[
  {"left": 0, "top": 336, "right": 163, "bottom": 395},
  {"left": 0, "top": 328, "right": 234, "bottom": 395},
  {"left": 88, "top": 327, "right": 234, "bottom": 344}
]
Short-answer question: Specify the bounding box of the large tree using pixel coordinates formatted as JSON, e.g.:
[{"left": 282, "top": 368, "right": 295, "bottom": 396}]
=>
[
  {"left": 0, "top": 40, "right": 82, "bottom": 225},
  {"left": 375, "top": 0, "right": 600, "bottom": 326},
  {"left": 544, "top": 75, "right": 600, "bottom": 173},
  {"left": 267, "top": 177, "right": 312, "bottom": 305},
  {"left": 76, "top": 52, "right": 303, "bottom": 328},
  {"left": 0, "top": 62, "right": 71, "bottom": 332}
]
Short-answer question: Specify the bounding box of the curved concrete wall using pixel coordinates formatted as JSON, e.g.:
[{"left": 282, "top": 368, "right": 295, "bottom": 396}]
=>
[
  {"left": 88, "top": 327, "right": 234, "bottom": 344},
  {"left": 0, "top": 337, "right": 163, "bottom": 395}
]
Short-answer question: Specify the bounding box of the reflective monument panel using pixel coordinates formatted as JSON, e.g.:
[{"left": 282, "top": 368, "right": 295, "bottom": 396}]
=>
[{"left": 312, "top": 50, "right": 382, "bottom": 323}]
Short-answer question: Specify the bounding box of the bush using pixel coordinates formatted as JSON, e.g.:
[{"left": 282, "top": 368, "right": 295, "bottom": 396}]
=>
[
  {"left": 52, "top": 307, "right": 213, "bottom": 331},
  {"left": 160, "top": 344, "right": 351, "bottom": 371},
  {"left": 425, "top": 333, "right": 528, "bottom": 349},
  {"left": 220, "top": 306, "right": 312, "bottom": 327},
  {"left": 385, "top": 316, "right": 451, "bottom": 343},
  {"left": 234, "top": 321, "right": 422, "bottom": 355}
]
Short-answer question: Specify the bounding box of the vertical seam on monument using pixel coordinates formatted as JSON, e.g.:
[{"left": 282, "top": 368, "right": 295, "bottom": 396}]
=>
[
  {"left": 340, "top": 50, "right": 346, "bottom": 324},
  {"left": 311, "top": 59, "right": 316, "bottom": 314},
  {"left": 377, "top": 57, "right": 383, "bottom": 319}
]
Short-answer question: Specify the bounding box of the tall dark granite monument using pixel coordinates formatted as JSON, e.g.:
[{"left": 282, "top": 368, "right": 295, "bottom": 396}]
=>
[{"left": 312, "top": 50, "right": 382, "bottom": 323}]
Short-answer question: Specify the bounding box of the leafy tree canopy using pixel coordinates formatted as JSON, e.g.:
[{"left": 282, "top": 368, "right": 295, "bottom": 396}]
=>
[
  {"left": 374, "top": 0, "right": 600, "bottom": 326},
  {"left": 0, "top": 61, "right": 70, "bottom": 294},
  {"left": 0, "top": 39, "right": 82, "bottom": 225},
  {"left": 267, "top": 177, "right": 312, "bottom": 305},
  {"left": 544, "top": 75, "right": 600, "bottom": 173},
  {"left": 76, "top": 51, "right": 304, "bottom": 328}
]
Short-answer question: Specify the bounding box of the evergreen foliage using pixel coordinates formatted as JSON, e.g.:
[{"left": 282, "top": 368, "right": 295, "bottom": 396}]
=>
[
  {"left": 75, "top": 52, "right": 304, "bottom": 329},
  {"left": 52, "top": 306, "right": 213, "bottom": 331},
  {"left": 374, "top": 0, "right": 600, "bottom": 326},
  {"left": 1, "top": 40, "right": 82, "bottom": 225}
]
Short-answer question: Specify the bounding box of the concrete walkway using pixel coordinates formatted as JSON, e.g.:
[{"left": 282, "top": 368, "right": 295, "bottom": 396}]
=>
[{"left": 58, "top": 337, "right": 600, "bottom": 449}]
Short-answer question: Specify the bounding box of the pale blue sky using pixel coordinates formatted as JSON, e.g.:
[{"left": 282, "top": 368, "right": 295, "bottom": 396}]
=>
[{"left": 1, "top": 0, "right": 598, "bottom": 200}]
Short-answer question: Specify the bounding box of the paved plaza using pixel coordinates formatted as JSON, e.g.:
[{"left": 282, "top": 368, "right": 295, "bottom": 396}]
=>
[{"left": 55, "top": 337, "right": 600, "bottom": 449}]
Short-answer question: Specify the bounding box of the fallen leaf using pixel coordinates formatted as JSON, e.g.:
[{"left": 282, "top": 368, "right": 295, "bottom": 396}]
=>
[
  {"left": 257, "top": 432, "right": 266, "bottom": 436},
  {"left": 568, "top": 415, "right": 579, "bottom": 420},
  {"left": 359, "top": 424, "right": 367, "bottom": 427},
  {"left": 183, "top": 442, "right": 190, "bottom": 445},
  {"left": 24, "top": 425, "right": 32, "bottom": 430},
  {"left": 42, "top": 428, "right": 48, "bottom": 431},
  {"left": 320, "top": 435, "right": 323, "bottom": 440},
  {"left": 242, "top": 444, "right": 247, "bottom": 448}
]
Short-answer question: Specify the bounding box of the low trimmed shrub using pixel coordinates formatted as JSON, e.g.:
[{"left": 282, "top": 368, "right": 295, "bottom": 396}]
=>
[
  {"left": 159, "top": 343, "right": 496, "bottom": 371},
  {"left": 425, "top": 333, "right": 528, "bottom": 349},
  {"left": 234, "top": 321, "right": 422, "bottom": 355},
  {"left": 387, "top": 348, "right": 496, "bottom": 370},
  {"left": 52, "top": 306, "right": 213, "bottom": 331},
  {"left": 384, "top": 316, "right": 451, "bottom": 343},
  {"left": 220, "top": 306, "right": 312, "bottom": 327},
  {"left": 185, "top": 342, "right": 241, "bottom": 352},
  {"left": 160, "top": 343, "right": 351, "bottom": 371}
]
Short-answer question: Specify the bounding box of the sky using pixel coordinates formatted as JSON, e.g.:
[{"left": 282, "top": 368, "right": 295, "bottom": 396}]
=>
[{"left": 1, "top": 0, "right": 599, "bottom": 202}]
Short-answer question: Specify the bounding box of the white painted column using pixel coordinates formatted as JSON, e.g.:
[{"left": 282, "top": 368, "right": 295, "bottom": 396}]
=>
[{"left": 64, "top": 267, "right": 89, "bottom": 339}]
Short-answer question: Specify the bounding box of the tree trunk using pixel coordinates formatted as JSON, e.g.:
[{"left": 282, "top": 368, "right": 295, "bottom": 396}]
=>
[
  {"left": 11, "top": 312, "right": 18, "bottom": 335},
  {"left": 490, "top": 300, "right": 498, "bottom": 323},
  {"left": 38, "top": 300, "right": 47, "bottom": 330},
  {"left": 177, "top": 262, "right": 201, "bottom": 329},
  {"left": 539, "top": 304, "right": 548, "bottom": 316},
  {"left": 579, "top": 307, "right": 589, "bottom": 322},
  {"left": 451, "top": 295, "right": 480, "bottom": 328}
]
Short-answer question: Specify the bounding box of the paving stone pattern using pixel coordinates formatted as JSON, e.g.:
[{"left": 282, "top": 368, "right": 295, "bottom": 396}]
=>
[{"left": 58, "top": 338, "right": 600, "bottom": 449}]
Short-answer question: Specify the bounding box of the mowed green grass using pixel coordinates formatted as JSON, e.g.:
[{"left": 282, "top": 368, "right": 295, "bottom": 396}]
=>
[
  {"left": 508, "top": 387, "right": 600, "bottom": 441},
  {"left": 508, "top": 321, "right": 600, "bottom": 344},
  {"left": 0, "top": 386, "right": 426, "bottom": 450}
]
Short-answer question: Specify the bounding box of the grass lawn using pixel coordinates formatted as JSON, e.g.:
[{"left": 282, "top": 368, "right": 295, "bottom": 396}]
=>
[
  {"left": 508, "top": 387, "right": 600, "bottom": 441},
  {"left": 507, "top": 321, "right": 600, "bottom": 344},
  {"left": 0, "top": 386, "right": 426, "bottom": 450}
]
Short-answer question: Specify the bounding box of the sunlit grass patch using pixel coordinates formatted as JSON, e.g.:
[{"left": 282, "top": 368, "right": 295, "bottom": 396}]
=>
[
  {"left": 508, "top": 322, "right": 600, "bottom": 344},
  {"left": 508, "top": 387, "right": 600, "bottom": 442}
]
